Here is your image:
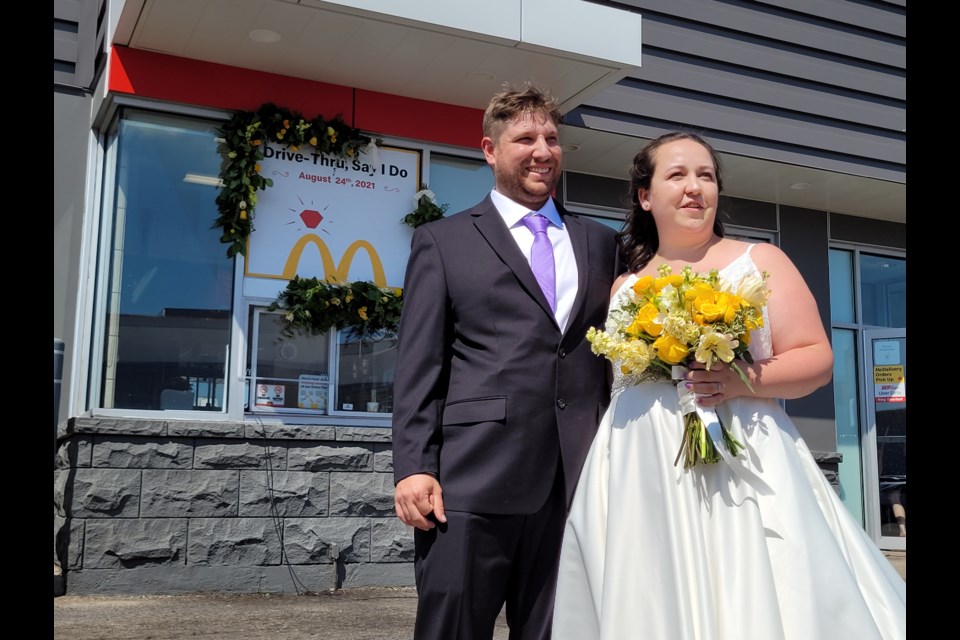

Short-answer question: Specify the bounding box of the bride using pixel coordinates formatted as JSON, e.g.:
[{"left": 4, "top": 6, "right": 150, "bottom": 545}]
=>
[{"left": 551, "top": 132, "right": 906, "bottom": 639}]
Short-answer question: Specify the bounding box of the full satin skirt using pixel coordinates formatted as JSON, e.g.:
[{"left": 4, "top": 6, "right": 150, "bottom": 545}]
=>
[{"left": 552, "top": 382, "right": 906, "bottom": 640}]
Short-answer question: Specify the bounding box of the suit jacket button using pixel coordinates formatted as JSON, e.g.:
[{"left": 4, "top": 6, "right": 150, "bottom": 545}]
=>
[
  {"left": 558, "top": 347, "right": 566, "bottom": 358},
  {"left": 557, "top": 399, "right": 566, "bottom": 409}
]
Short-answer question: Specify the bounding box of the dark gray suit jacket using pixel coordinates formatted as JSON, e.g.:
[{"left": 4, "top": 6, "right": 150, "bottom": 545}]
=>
[{"left": 392, "top": 195, "right": 619, "bottom": 514}]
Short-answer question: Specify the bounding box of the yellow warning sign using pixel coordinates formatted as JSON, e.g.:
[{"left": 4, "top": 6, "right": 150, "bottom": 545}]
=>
[{"left": 874, "top": 365, "right": 904, "bottom": 384}]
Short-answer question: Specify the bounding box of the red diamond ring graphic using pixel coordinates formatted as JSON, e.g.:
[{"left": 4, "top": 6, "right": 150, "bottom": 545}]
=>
[{"left": 300, "top": 209, "right": 323, "bottom": 228}]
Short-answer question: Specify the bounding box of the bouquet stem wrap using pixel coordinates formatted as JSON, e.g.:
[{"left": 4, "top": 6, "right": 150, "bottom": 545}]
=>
[{"left": 672, "top": 366, "right": 772, "bottom": 495}]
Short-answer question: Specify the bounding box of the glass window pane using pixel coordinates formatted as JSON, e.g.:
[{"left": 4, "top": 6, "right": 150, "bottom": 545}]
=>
[
  {"left": 831, "top": 328, "right": 864, "bottom": 525},
  {"left": 250, "top": 310, "right": 330, "bottom": 412},
  {"left": 335, "top": 332, "right": 398, "bottom": 413},
  {"left": 100, "top": 111, "right": 233, "bottom": 411},
  {"left": 255, "top": 313, "right": 330, "bottom": 380},
  {"left": 829, "top": 249, "right": 855, "bottom": 324},
  {"left": 870, "top": 335, "right": 906, "bottom": 540},
  {"left": 860, "top": 254, "right": 906, "bottom": 328},
  {"left": 429, "top": 153, "right": 492, "bottom": 216}
]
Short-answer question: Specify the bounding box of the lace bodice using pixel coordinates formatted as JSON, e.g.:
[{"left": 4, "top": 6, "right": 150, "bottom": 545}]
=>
[{"left": 609, "top": 246, "right": 773, "bottom": 395}]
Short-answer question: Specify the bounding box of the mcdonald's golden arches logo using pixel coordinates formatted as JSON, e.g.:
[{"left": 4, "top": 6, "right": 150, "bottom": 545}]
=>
[{"left": 282, "top": 235, "right": 387, "bottom": 286}]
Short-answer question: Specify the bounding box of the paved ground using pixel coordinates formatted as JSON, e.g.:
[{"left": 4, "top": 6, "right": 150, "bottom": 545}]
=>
[
  {"left": 52, "top": 586, "right": 508, "bottom": 640},
  {"left": 52, "top": 553, "right": 904, "bottom": 640}
]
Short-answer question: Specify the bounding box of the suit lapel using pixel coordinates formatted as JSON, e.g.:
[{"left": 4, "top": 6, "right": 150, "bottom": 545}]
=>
[
  {"left": 561, "top": 209, "right": 590, "bottom": 337},
  {"left": 472, "top": 196, "right": 558, "bottom": 324}
]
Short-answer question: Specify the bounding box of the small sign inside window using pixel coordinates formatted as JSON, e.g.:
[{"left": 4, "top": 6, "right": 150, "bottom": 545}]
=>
[
  {"left": 256, "top": 384, "right": 286, "bottom": 407},
  {"left": 298, "top": 375, "right": 327, "bottom": 411}
]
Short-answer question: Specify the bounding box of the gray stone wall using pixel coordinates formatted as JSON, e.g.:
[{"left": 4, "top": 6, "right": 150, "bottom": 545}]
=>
[
  {"left": 54, "top": 417, "right": 415, "bottom": 595},
  {"left": 54, "top": 417, "right": 844, "bottom": 596}
]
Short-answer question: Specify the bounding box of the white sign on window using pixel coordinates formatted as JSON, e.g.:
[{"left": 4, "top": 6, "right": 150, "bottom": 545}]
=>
[
  {"left": 255, "top": 383, "right": 286, "bottom": 408},
  {"left": 873, "top": 340, "right": 900, "bottom": 365},
  {"left": 298, "top": 374, "right": 327, "bottom": 411},
  {"left": 245, "top": 145, "right": 420, "bottom": 288}
]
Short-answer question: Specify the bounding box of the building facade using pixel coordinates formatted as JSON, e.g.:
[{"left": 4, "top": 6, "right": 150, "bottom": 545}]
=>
[{"left": 54, "top": 0, "right": 906, "bottom": 595}]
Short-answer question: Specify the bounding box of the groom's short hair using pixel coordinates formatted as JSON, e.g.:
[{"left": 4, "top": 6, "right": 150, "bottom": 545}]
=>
[{"left": 482, "top": 82, "right": 562, "bottom": 141}]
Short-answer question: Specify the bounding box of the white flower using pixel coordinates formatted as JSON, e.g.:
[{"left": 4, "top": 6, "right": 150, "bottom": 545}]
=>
[
  {"left": 414, "top": 188, "right": 437, "bottom": 206},
  {"left": 363, "top": 139, "right": 380, "bottom": 168},
  {"left": 736, "top": 272, "right": 769, "bottom": 309},
  {"left": 694, "top": 330, "right": 738, "bottom": 367}
]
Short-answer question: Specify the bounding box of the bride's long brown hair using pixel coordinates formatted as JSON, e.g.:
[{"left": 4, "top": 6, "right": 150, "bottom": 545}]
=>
[{"left": 617, "top": 131, "right": 728, "bottom": 273}]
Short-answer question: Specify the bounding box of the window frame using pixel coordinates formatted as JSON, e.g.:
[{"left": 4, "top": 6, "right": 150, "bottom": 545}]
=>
[
  {"left": 828, "top": 241, "right": 906, "bottom": 528},
  {"left": 85, "top": 99, "right": 238, "bottom": 421}
]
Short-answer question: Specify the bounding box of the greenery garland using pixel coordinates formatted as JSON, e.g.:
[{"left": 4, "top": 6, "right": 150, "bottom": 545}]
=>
[
  {"left": 402, "top": 184, "right": 449, "bottom": 228},
  {"left": 214, "top": 102, "right": 380, "bottom": 258},
  {"left": 215, "top": 103, "right": 429, "bottom": 336},
  {"left": 268, "top": 277, "right": 404, "bottom": 338}
]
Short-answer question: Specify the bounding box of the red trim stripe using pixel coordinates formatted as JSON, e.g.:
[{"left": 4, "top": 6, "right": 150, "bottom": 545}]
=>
[{"left": 108, "top": 46, "right": 483, "bottom": 149}]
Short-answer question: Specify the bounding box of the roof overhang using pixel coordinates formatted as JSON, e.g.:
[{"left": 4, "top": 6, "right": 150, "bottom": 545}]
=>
[
  {"left": 111, "top": 0, "right": 642, "bottom": 113},
  {"left": 108, "top": 0, "right": 903, "bottom": 223}
]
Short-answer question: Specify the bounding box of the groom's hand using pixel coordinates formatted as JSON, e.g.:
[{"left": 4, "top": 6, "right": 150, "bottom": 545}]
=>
[{"left": 395, "top": 473, "right": 447, "bottom": 531}]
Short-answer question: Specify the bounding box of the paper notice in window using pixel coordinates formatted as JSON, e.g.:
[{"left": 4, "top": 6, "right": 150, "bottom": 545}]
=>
[
  {"left": 873, "top": 365, "right": 905, "bottom": 403},
  {"left": 256, "top": 384, "right": 286, "bottom": 407},
  {"left": 298, "top": 374, "right": 327, "bottom": 411}
]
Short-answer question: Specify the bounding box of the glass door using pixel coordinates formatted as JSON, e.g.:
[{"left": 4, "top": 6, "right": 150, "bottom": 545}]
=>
[{"left": 861, "top": 329, "right": 906, "bottom": 550}]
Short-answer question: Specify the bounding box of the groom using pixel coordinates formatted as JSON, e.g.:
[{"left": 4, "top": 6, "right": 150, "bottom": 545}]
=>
[{"left": 392, "top": 83, "right": 620, "bottom": 639}]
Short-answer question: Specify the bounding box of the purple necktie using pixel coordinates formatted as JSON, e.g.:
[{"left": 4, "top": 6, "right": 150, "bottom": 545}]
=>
[{"left": 522, "top": 214, "right": 556, "bottom": 312}]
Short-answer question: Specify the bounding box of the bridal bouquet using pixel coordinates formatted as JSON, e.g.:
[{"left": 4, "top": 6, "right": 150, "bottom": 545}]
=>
[{"left": 587, "top": 264, "right": 770, "bottom": 468}]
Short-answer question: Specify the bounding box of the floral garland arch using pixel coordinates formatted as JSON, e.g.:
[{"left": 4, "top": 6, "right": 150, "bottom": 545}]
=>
[
  {"left": 215, "top": 103, "right": 451, "bottom": 336},
  {"left": 214, "top": 102, "right": 379, "bottom": 258}
]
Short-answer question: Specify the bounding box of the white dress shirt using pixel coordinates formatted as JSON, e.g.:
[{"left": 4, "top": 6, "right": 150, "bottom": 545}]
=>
[{"left": 489, "top": 190, "right": 579, "bottom": 333}]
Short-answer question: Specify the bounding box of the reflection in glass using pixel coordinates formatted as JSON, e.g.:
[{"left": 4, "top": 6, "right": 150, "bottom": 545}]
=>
[
  {"left": 99, "top": 111, "right": 232, "bottom": 411},
  {"left": 829, "top": 249, "right": 855, "bottom": 324},
  {"left": 831, "top": 329, "right": 864, "bottom": 524},
  {"left": 336, "top": 331, "right": 398, "bottom": 413},
  {"left": 249, "top": 309, "right": 330, "bottom": 412},
  {"left": 873, "top": 337, "right": 906, "bottom": 539},
  {"left": 860, "top": 255, "right": 906, "bottom": 327},
  {"left": 429, "top": 154, "right": 492, "bottom": 216}
]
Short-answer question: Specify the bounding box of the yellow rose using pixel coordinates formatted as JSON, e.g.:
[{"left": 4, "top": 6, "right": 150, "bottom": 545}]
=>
[
  {"left": 632, "top": 275, "right": 654, "bottom": 296},
  {"left": 720, "top": 293, "right": 740, "bottom": 324},
  {"left": 309, "top": 136, "right": 318, "bottom": 146},
  {"left": 239, "top": 210, "right": 247, "bottom": 220},
  {"left": 697, "top": 301, "right": 725, "bottom": 323},
  {"left": 358, "top": 307, "right": 368, "bottom": 321},
  {"left": 290, "top": 145, "right": 299, "bottom": 152},
  {"left": 656, "top": 274, "right": 684, "bottom": 291},
  {"left": 627, "top": 303, "right": 662, "bottom": 337},
  {"left": 653, "top": 333, "right": 689, "bottom": 364},
  {"left": 253, "top": 164, "right": 261, "bottom": 173}
]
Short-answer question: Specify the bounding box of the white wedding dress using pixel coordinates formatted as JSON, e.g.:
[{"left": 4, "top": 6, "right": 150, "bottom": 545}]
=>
[{"left": 553, "top": 246, "right": 906, "bottom": 639}]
